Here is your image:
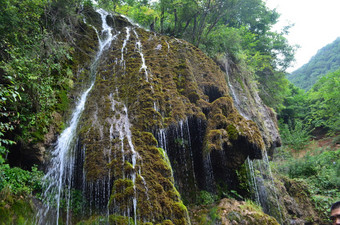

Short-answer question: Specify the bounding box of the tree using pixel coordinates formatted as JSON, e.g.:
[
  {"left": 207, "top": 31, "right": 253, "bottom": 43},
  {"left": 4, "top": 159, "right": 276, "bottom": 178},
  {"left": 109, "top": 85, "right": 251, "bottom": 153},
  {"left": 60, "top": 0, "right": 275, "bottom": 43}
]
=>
[
  {"left": 279, "top": 83, "right": 308, "bottom": 125},
  {"left": 0, "top": 0, "right": 77, "bottom": 157},
  {"left": 0, "top": 75, "right": 20, "bottom": 164},
  {"left": 306, "top": 69, "right": 340, "bottom": 134}
]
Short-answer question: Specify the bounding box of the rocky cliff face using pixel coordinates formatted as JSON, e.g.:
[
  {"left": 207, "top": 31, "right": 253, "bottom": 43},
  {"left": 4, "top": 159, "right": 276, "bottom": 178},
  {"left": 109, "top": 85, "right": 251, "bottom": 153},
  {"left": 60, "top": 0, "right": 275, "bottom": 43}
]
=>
[
  {"left": 216, "top": 56, "right": 281, "bottom": 156},
  {"left": 39, "top": 8, "right": 283, "bottom": 224}
]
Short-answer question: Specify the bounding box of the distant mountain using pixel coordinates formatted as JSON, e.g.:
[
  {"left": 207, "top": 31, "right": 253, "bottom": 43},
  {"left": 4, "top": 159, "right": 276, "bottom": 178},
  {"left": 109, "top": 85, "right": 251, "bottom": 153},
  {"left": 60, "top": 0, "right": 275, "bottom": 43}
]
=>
[{"left": 287, "top": 37, "right": 340, "bottom": 90}]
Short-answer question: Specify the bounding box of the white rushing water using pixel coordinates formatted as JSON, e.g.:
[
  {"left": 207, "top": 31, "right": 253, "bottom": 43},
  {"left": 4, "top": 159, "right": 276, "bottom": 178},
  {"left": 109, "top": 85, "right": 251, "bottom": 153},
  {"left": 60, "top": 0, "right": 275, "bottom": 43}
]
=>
[
  {"left": 246, "top": 157, "right": 260, "bottom": 204},
  {"left": 246, "top": 153, "right": 284, "bottom": 224},
  {"left": 39, "top": 8, "right": 116, "bottom": 225},
  {"left": 133, "top": 29, "right": 149, "bottom": 81},
  {"left": 109, "top": 92, "right": 138, "bottom": 225},
  {"left": 224, "top": 62, "right": 251, "bottom": 120},
  {"left": 121, "top": 27, "right": 131, "bottom": 67}
]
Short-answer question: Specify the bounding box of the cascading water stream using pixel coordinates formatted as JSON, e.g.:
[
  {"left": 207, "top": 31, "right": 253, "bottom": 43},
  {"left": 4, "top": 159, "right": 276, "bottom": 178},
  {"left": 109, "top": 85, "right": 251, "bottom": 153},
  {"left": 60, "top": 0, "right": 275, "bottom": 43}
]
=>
[
  {"left": 38, "top": 8, "right": 116, "bottom": 225},
  {"left": 246, "top": 152, "right": 284, "bottom": 224},
  {"left": 133, "top": 29, "right": 149, "bottom": 82},
  {"left": 109, "top": 92, "right": 139, "bottom": 224},
  {"left": 121, "top": 27, "right": 131, "bottom": 69},
  {"left": 225, "top": 63, "right": 250, "bottom": 120},
  {"left": 246, "top": 157, "right": 260, "bottom": 204}
]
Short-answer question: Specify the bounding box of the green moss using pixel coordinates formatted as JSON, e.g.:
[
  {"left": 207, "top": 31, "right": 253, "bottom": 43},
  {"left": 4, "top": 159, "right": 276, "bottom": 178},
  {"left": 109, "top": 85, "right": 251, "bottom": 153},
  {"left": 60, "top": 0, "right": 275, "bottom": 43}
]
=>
[
  {"left": 142, "top": 132, "right": 158, "bottom": 146},
  {"left": 0, "top": 196, "right": 35, "bottom": 225},
  {"left": 124, "top": 161, "right": 134, "bottom": 173},
  {"left": 56, "top": 89, "right": 70, "bottom": 112},
  {"left": 188, "top": 91, "right": 200, "bottom": 103},
  {"left": 73, "top": 13, "right": 269, "bottom": 224},
  {"left": 109, "top": 214, "right": 134, "bottom": 224},
  {"left": 77, "top": 214, "right": 134, "bottom": 225},
  {"left": 161, "top": 220, "right": 174, "bottom": 225},
  {"left": 227, "top": 124, "right": 238, "bottom": 140}
]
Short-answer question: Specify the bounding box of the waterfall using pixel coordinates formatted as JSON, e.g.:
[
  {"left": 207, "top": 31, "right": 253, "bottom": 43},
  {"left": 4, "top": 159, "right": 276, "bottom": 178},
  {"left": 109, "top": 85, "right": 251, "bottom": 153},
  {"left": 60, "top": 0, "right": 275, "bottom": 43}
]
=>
[
  {"left": 133, "top": 29, "right": 149, "bottom": 82},
  {"left": 120, "top": 27, "right": 131, "bottom": 69},
  {"left": 154, "top": 119, "right": 202, "bottom": 202},
  {"left": 202, "top": 152, "right": 216, "bottom": 192},
  {"left": 109, "top": 93, "right": 139, "bottom": 224},
  {"left": 246, "top": 157, "right": 260, "bottom": 204},
  {"left": 225, "top": 63, "right": 250, "bottom": 120},
  {"left": 246, "top": 152, "right": 284, "bottom": 224},
  {"left": 38, "top": 8, "right": 116, "bottom": 225}
]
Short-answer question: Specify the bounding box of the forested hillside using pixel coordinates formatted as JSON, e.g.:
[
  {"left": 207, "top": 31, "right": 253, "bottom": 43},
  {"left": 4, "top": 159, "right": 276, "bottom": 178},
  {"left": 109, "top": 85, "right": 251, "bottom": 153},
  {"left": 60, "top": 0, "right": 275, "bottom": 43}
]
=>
[{"left": 287, "top": 37, "right": 340, "bottom": 90}]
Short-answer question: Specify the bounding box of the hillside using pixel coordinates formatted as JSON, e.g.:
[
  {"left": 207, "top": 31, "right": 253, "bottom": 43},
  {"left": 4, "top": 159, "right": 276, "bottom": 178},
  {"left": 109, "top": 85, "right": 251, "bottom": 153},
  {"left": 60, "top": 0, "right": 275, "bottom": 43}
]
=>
[{"left": 287, "top": 37, "right": 340, "bottom": 90}]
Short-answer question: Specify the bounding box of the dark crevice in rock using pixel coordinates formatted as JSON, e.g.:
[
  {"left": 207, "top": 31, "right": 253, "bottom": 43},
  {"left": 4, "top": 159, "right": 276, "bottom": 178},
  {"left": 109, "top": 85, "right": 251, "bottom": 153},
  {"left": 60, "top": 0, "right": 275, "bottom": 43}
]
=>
[
  {"left": 7, "top": 142, "right": 43, "bottom": 170},
  {"left": 72, "top": 138, "right": 113, "bottom": 214},
  {"left": 204, "top": 85, "right": 223, "bottom": 103}
]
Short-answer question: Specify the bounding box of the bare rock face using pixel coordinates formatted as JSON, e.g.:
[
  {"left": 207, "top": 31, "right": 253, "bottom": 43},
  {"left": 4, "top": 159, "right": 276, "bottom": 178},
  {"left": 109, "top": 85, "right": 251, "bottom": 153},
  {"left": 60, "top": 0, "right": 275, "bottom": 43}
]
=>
[{"left": 216, "top": 56, "right": 281, "bottom": 156}]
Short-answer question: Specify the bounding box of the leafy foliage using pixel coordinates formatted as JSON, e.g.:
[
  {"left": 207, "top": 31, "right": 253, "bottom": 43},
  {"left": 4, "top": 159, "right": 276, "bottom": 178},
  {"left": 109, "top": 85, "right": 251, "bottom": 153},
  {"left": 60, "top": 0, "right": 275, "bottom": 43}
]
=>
[
  {"left": 0, "top": 1, "right": 81, "bottom": 221},
  {"left": 0, "top": 0, "right": 82, "bottom": 164},
  {"left": 0, "top": 75, "right": 19, "bottom": 164},
  {"left": 278, "top": 68, "right": 340, "bottom": 146},
  {"left": 279, "top": 119, "right": 311, "bottom": 150},
  {"left": 0, "top": 164, "right": 42, "bottom": 224},
  {"left": 279, "top": 83, "right": 308, "bottom": 124},
  {"left": 274, "top": 145, "right": 340, "bottom": 222},
  {"left": 0, "top": 164, "right": 43, "bottom": 195},
  {"left": 196, "top": 190, "right": 217, "bottom": 205},
  {"left": 306, "top": 69, "right": 340, "bottom": 134}
]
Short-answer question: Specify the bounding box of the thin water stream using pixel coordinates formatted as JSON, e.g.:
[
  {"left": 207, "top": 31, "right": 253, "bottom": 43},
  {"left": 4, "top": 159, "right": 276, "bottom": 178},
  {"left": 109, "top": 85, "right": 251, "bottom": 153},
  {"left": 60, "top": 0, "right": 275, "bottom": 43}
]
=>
[
  {"left": 246, "top": 152, "right": 284, "bottom": 224},
  {"left": 38, "top": 8, "right": 116, "bottom": 225}
]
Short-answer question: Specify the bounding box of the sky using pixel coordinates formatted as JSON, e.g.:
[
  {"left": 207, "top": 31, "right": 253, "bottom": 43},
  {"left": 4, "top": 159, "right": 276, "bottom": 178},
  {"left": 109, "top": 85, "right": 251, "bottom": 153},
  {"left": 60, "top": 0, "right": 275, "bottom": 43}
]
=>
[{"left": 265, "top": 0, "right": 340, "bottom": 72}]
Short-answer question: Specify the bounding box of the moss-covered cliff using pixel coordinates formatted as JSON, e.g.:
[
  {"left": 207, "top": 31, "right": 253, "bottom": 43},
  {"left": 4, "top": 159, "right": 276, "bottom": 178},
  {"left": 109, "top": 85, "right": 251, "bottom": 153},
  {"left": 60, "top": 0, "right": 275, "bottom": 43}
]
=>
[
  {"left": 26, "top": 7, "right": 302, "bottom": 225},
  {"left": 65, "top": 8, "right": 268, "bottom": 224},
  {"left": 216, "top": 56, "right": 281, "bottom": 156},
  {"left": 1, "top": 3, "right": 326, "bottom": 225}
]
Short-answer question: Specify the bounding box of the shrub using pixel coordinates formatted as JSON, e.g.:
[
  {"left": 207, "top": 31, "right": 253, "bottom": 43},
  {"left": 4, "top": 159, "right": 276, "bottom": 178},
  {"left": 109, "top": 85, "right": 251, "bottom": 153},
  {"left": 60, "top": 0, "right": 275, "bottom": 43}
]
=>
[
  {"left": 0, "top": 164, "right": 43, "bottom": 196},
  {"left": 278, "top": 149, "right": 340, "bottom": 198},
  {"left": 279, "top": 119, "right": 312, "bottom": 150},
  {"left": 196, "top": 190, "right": 217, "bottom": 205}
]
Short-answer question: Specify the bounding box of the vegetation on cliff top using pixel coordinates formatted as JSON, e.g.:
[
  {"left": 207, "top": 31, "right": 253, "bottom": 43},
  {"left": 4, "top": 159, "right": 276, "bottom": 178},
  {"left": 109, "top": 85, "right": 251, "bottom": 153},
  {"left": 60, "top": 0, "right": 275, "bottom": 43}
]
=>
[
  {"left": 0, "top": 0, "right": 294, "bottom": 170},
  {"left": 95, "top": 0, "right": 296, "bottom": 111}
]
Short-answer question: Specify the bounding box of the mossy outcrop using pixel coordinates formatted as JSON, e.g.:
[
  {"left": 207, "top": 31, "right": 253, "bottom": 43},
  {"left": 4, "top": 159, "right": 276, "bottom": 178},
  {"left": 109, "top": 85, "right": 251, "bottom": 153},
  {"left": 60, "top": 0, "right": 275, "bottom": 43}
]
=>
[
  {"left": 247, "top": 163, "right": 323, "bottom": 225},
  {"left": 218, "top": 198, "right": 279, "bottom": 225},
  {"left": 216, "top": 56, "right": 281, "bottom": 156},
  {"left": 0, "top": 191, "right": 36, "bottom": 225},
  {"left": 189, "top": 198, "right": 279, "bottom": 225},
  {"left": 276, "top": 176, "right": 322, "bottom": 224},
  {"left": 39, "top": 7, "right": 280, "bottom": 224}
]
